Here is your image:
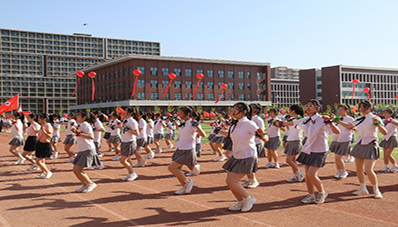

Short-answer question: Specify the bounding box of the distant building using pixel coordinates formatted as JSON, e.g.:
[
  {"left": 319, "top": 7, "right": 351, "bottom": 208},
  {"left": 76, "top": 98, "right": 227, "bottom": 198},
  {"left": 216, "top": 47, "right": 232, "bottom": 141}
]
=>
[
  {"left": 271, "top": 66, "right": 300, "bottom": 80},
  {"left": 271, "top": 78, "right": 300, "bottom": 107}
]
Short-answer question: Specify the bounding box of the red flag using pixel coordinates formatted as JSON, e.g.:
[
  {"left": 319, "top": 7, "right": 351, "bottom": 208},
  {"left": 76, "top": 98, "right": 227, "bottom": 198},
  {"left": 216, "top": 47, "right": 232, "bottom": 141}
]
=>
[
  {"left": 0, "top": 94, "right": 19, "bottom": 115},
  {"left": 116, "top": 107, "right": 125, "bottom": 114},
  {"left": 210, "top": 112, "right": 215, "bottom": 117}
]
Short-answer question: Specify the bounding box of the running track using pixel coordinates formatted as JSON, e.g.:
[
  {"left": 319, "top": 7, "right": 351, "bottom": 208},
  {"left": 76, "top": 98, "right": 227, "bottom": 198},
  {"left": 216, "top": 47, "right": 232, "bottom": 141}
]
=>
[{"left": 0, "top": 132, "right": 397, "bottom": 227}]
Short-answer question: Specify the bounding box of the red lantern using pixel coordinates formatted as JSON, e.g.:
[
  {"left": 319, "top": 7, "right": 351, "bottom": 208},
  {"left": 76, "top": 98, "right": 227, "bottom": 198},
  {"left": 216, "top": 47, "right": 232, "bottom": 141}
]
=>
[
  {"left": 133, "top": 69, "right": 142, "bottom": 76},
  {"left": 162, "top": 73, "right": 177, "bottom": 99},
  {"left": 131, "top": 69, "right": 142, "bottom": 98},
  {"left": 192, "top": 73, "right": 205, "bottom": 99},
  {"left": 363, "top": 88, "right": 371, "bottom": 101},
  {"left": 352, "top": 79, "right": 359, "bottom": 84},
  {"left": 396, "top": 95, "right": 398, "bottom": 100},
  {"left": 71, "top": 71, "right": 85, "bottom": 97},
  {"left": 350, "top": 79, "right": 360, "bottom": 100},
  {"left": 88, "top": 71, "right": 96, "bottom": 78},
  {"left": 215, "top": 84, "right": 229, "bottom": 103}
]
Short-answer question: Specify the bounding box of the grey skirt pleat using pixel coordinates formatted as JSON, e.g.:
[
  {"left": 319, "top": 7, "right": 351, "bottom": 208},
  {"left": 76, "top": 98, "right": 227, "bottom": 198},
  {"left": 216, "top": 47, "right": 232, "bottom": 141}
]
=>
[
  {"left": 73, "top": 149, "right": 100, "bottom": 168},
  {"left": 297, "top": 152, "right": 327, "bottom": 167},
  {"left": 264, "top": 136, "right": 280, "bottom": 150},
  {"left": 222, "top": 156, "right": 258, "bottom": 174},
  {"left": 351, "top": 140, "right": 380, "bottom": 160},
  {"left": 379, "top": 136, "right": 398, "bottom": 149},
  {"left": 172, "top": 149, "right": 197, "bottom": 166},
  {"left": 284, "top": 140, "right": 302, "bottom": 155}
]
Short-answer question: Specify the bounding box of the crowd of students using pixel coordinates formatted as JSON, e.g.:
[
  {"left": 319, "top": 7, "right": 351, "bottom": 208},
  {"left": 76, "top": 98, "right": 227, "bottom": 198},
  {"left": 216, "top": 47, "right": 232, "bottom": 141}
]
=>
[{"left": 4, "top": 99, "right": 397, "bottom": 212}]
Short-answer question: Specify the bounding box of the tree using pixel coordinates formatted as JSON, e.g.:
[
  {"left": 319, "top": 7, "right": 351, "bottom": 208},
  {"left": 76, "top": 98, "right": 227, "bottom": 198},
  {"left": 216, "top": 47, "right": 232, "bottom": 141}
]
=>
[
  {"left": 196, "top": 102, "right": 203, "bottom": 113},
  {"left": 167, "top": 104, "right": 174, "bottom": 114},
  {"left": 154, "top": 104, "right": 161, "bottom": 114}
]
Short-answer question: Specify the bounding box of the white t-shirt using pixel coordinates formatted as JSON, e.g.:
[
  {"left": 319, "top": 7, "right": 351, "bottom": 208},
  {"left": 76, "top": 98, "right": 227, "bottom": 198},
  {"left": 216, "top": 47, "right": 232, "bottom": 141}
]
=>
[
  {"left": 137, "top": 118, "right": 147, "bottom": 139},
  {"left": 65, "top": 119, "right": 77, "bottom": 136},
  {"left": 154, "top": 119, "right": 164, "bottom": 134},
  {"left": 106, "top": 120, "right": 113, "bottom": 133},
  {"left": 301, "top": 114, "right": 333, "bottom": 154},
  {"left": 76, "top": 121, "right": 96, "bottom": 152},
  {"left": 166, "top": 121, "right": 174, "bottom": 134},
  {"left": 266, "top": 117, "right": 281, "bottom": 138},
  {"left": 110, "top": 119, "right": 121, "bottom": 136},
  {"left": 195, "top": 124, "right": 202, "bottom": 144},
  {"left": 93, "top": 119, "right": 105, "bottom": 143},
  {"left": 337, "top": 116, "right": 354, "bottom": 143},
  {"left": 383, "top": 118, "right": 398, "bottom": 141},
  {"left": 52, "top": 120, "right": 61, "bottom": 137},
  {"left": 215, "top": 120, "right": 224, "bottom": 137},
  {"left": 121, "top": 117, "right": 139, "bottom": 143},
  {"left": 231, "top": 117, "right": 259, "bottom": 159},
  {"left": 27, "top": 122, "right": 41, "bottom": 137},
  {"left": 176, "top": 119, "right": 198, "bottom": 150},
  {"left": 11, "top": 119, "right": 24, "bottom": 139},
  {"left": 354, "top": 113, "right": 383, "bottom": 145},
  {"left": 146, "top": 119, "right": 154, "bottom": 137},
  {"left": 287, "top": 121, "right": 303, "bottom": 141},
  {"left": 252, "top": 115, "right": 265, "bottom": 145}
]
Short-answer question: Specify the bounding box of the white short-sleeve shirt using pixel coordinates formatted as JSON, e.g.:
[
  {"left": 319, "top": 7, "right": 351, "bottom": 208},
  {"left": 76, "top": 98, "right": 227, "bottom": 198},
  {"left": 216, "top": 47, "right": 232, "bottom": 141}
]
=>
[
  {"left": 52, "top": 120, "right": 61, "bottom": 137},
  {"left": 337, "top": 116, "right": 354, "bottom": 143},
  {"left": 176, "top": 119, "right": 198, "bottom": 150},
  {"left": 110, "top": 119, "right": 121, "bottom": 136},
  {"left": 121, "top": 117, "right": 139, "bottom": 143},
  {"left": 165, "top": 121, "right": 174, "bottom": 134},
  {"left": 76, "top": 121, "right": 96, "bottom": 152},
  {"left": 154, "top": 119, "right": 164, "bottom": 135},
  {"left": 11, "top": 119, "right": 24, "bottom": 139},
  {"left": 231, "top": 117, "right": 259, "bottom": 159},
  {"left": 383, "top": 118, "right": 398, "bottom": 141},
  {"left": 106, "top": 120, "right": 113, "bottom": 133},
  {"left": 137, "top": 118, "right": 147, "bottom": 139},
  {"left": 302, "top": 114, "right": 333, "bottom": 154},
  {"left": 65, "top": 119, "right": 77, "bottom": 136},
  {"left": 93, "top": 119, "right": 105, "bottom": 143},
  {"left": 266, "top": 117, "right": 281, "bottom": 138},
  {"left": 146, "top": 119, "right": 154, "bottom": 137},
  {"left": 353, "top": 113, "right": 383, "bottom": 145},
  {"left": 252, "top": 115, "right": 265, "bottom": 145},
  {"left": 287, "top": 121, "right": 303, "bottom": 141},
  {"left": 27, "top": 122, "right": 41, "bottom": 137}
]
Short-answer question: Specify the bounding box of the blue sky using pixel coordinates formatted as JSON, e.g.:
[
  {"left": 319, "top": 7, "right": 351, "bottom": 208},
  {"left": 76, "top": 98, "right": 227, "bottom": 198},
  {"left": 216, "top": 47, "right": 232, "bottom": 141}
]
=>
[{"left": 1, "top": 0, "right": 397, "bottom": 69}]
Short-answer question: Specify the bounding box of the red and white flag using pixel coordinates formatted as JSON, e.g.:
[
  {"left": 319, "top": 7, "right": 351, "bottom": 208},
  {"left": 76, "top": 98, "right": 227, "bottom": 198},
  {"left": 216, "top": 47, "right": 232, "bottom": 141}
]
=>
[{"left": 0, "top": 94, "right": 19, "bottom": 115}]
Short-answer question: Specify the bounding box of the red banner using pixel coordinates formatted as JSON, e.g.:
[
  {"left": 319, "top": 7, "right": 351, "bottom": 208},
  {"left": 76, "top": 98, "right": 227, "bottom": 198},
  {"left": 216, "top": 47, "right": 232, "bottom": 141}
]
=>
[{"left": 0, "top": 94, "right": 19, "bottom": 115}]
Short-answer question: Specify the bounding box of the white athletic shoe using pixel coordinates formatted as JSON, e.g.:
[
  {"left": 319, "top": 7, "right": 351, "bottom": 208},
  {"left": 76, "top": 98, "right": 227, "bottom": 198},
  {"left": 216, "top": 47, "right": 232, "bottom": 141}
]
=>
[
  {"left": 247, "top": 180, "right": 260, "bottom": 189},
  {"left": 380, "top": 166, "right": 390, "bottom": 173},
  {"left": 352, "top": 188, "right": 369, "bottom": 195},
  {"left": 112, "top": 155, "right": 120, "bottom": 161},
  {"left": 390, "top": 166, "right": 398, "bottom": 173},
  {"left": 35, "top": 173, "right": 46, "bottom": 179},
  {"left": 126, "top": 172, "right": 138, "bottom": 181},
  {"left": 210, "top": 151, "right": 217, "bottom": 155},
  {"left": 98, "top": 152, "right": 104, "bottom": 158},
  {"left": 374, "top": 191, "right": 383, "bottom": 199},
  {"left": 297, "top": 171, "right": 304, "bottom": 182},
  {"left": 315, "top": 192, "right": 328, "bottom": 204},
  {"left": 339, "top": 171, "right": 349, "bottom": 178},
  {"left": 213, "top": 155, "right": 226, "bottom": 162},
  {"left": 44, "top": 172, "right": 53, "bottom": 179},
  {"left": 241, "top": 196, "right": 257, "bottom": 212},
  {"left": 28, "top": 164, "right": 39, "bottom": 171},
  {"left": 287, "top": 176, "right": 298, "bottom": 183},
  {"left": 242, "top": 180, "right": 250, "bottom": 188},
  {"left": 51, "top": 152, "right": 59, "bottom": 160},
  {"left": 274, "top": 162, "right": 280, "bottom": 169},
  {"left": 75, "top": 185, "right": 86, "bottom": 193},
  {"left": 144, "top": 151, "right": 155, "bottom": 160},
  {"left": 66, "top": 157, "right": 75, "bottom": 163},
  {"left": 106, "top": 148, "right": 114, "bottom": 152},
  {"left": 175, "top": 187, "right": 187, "bottom": 195},
  {"left": 301, "top": 194, "right": 316, "bottom": 204},
  {"left": 334, "top": 171, "right": 342, "bottom": 179},
  {"left": 121, "top": 175, "right": 130, "bottom": 181},
  {"left": 98, "top": 162, "right": 105, "bottom": 170},
  {"left": 192, "top": 165, "right": 201, "bottom": 176},
  {"left": 83, "top": 183, "right": 97, "bottom": 193},
  {"left": 228, "top": 200, "right": 244, "bottom": 211},
  {"left": 264, "top": 162, "right": 274, "bottom": 169},
  {"left": 184, "top": 179, "right": 194, "bottom": 193},
  {"left": 15, "top": 158, "right": 26, "bottom": 165},
  {"left": 344, "top": 156, "right": 355, "bottom": 163}
]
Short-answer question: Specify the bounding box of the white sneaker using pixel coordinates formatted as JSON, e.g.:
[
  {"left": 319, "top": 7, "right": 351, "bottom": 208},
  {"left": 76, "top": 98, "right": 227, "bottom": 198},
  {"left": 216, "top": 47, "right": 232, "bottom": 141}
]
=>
[
  {"left": 112, "top": 155, "right": 120, "bottom": 161},
  {"left": 121, "top": 175, "right": 130, "bottom": 181},
  {"left": 241, "top": 196, "right": 257, "bottom": 212},
  {"left": 14, "top": 158, "right": 26, "bottom": 165},
  {"left": 52, "top": 152, "right": 59, "bottom": 160},
  {"left": 175, "top": 187, "right": 187, "bottom": 195},
  {"left": 106, "top": 148, "right": 114, "bottom": 152},
  {"left": 339, "top": 171, "right": 349, "bottom": 178},
  {"left": 169, "top": 144, "right": 174, "bottom": 149},
  {"left": 287, "top": 176, "right": 298, "bottom": 183},
  {"left": 44, "top": 172, "right": 53, "bottom": 179},
  {"left": 28, "top": 164, "right": 39, "bottom": 171},
  {"left": 66, "top": 157, "right": 75, "bottom": 163},
  {"left": 353, "top": 188, "right": 369, "bottom": 195},
  {"left": 83, "top": 183, "right": 97, "bottom": 193},
  {"left": 185, "top": 172, "right": 196, "bottom": 176},
  {"left": 158, "top": 148, "right": 163, "bottom": 154},
  {"left": 390, "top": 166, "right": 398, "bottom": 173},
  {"left": 380, "top": 166, "right": 389, "bottom": 173},
  {"left": 145, "top": 151, "right": 155, "bottom": 160},
  {"left": 126, "top": 172, "right": 138, "bottom": 181},
  {"left": 185, "top": 179, "right": 194, "bottom": 193},
  {"left": 75, "top": 185, "right": 86, "bottom": 193},
  {"left": 242, "top": 180, "right": 250, "bottom": 188},
  {"left": 334, "top": 171, "right": 341, "bottom": 179},
  {"left": 301, "top": 194, "right": 316, "bottom": 204},
  {"left": 247, "top": 180, "right": 260, "bottom": 189},
  {"left": 374, "top": 191, "right": 383, "bottom": 199},
  {"left": 98, "top": 162, "right": 105, "bottom": 170},
  {"left": 210, "top": 151, "right": 217, "bottom": 155},
  {"left": 264, "top": 162, "right": 274, "bottom": 169},
  {"left": 344, "top": 156, "right": 355, "bottom": 163},
  {"left": 213, "top": 156, "right": 226, "bottom": 162},
  {"left": 315, "top": 192, "right": 328, "bottom": 204},
  {"left": 98, "top": 152, "right": 104, "bottom": 158},
  {"left": 274, "top": 162, "right": 280, "bottom": 169},
  {"left": 35, "top": 173, "right": 46, "bottom": 179},
  {"left": 228, "top": 200, "right": 244, "bottom": 211},
  {"left": 297, "top": 171, "right": 304, "bottom": 182},
  {"left": 192, "top": 165, "right": 201, "bottom": 176}
]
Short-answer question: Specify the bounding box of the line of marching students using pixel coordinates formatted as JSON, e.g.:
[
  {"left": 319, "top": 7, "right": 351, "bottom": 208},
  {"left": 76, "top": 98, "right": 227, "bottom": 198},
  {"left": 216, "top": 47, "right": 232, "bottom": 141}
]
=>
[{"left": 5, "top": 99, "right": 398, "bottom": 211}]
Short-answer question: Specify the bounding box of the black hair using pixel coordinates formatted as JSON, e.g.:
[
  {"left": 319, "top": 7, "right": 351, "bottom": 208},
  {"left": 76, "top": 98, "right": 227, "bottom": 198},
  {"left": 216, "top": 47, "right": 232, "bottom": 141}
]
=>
[
  {"left": 110, "top": 112, "right": 120, "bottom": 119},
  {"left": 192, "top": 111, "right": 201, "bottom": 122},
  {"left": 13, "top": 112, "right": 24, "bottom": 122},
  {"left": 289, "top": 104, "right": 304, "bottom": 117},
  {"left": 250, "top": 103, "right": 262, "bottom": 115},
  {"left": 155, "top": 113, "right": 161, "bottom": 118},
  {"left": 28, "top": 113, "right": 36, "bottom": 122},
  {"left": 269, "top": 108, "right": 279, "bottom": 114},
  {"left": 233, "top": 102, "right": 252, "bottom": 120},
  {"left": 68, "top": 112, "right": 75, "bottom": 118},
  {"left": 358, "top": 100, "right": 373, "bottom": 111},
  {"left": 338, "top": 104, "right": 350, "bottom": 111},
  {"left": 179, "top": 106, "right": 193, "bottom": 117},
  {"left": 77, "top": 110, "right": 90, "bottom": 122},
  {"left": 384, "top": 108, "right": 395, "bottom": 118},
  {"left": 306, "top": 99, "right": 322, "bottom": 112},
  {"left": 89, "top": 113, "right": 97, "bottom": 124},
  {"left": 38, "top": 113, "right": 49, "bottom": 122}
]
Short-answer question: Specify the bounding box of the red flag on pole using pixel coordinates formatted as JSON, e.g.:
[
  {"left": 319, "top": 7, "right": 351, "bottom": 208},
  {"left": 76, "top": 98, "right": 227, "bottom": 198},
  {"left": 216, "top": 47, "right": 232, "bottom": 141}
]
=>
[{"left": 0, "top": 94, "right": 19, "bottom": 115}]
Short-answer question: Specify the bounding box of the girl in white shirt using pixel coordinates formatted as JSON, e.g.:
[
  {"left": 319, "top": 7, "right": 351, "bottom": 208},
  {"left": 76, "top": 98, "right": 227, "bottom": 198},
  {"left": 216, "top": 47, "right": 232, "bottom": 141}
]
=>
[
  {"left": 339, "top": 100, "right": 387, "bottom": 199},
  {"left": 282, "top": 115, "right": 291, "bottom": 149},
  {"left": 212, "top": 113, "right": 228, "bottom": 162},
  {"left": 63, "top": 113, "right": 77, "bottom": 163},
  {"left": 9, "top": 112, "right": 26, "bottom": 164},
  {"left": 50, "top": 114, "right": 61, "bottom": 159},
  {"left": 296, "top": 99, "right": 340, "bottom": 204},
  {"left": 264, "top": 109, "right": 282, "bottom": 169},
  {"left": 71, "top": 111, "right": 101, "bottom": 193},
  {"left": 108, "top": 112, "right": 122, "bottom": 161},
  {"left": 133, "top": 110, "right": 148, "bottom": 167},
  {"left": 186, "top": 112, "right": 204, "bottom": 176},
  {"left": 165, "top": 117, "right": 174, "bottom": 149},
  {"left": 222, "top": 102, "right": 265, "bottom": 212},
  {"left": 23, "top": 113, "right": 41, "bottom": 171},
  {"left": 331, "top": 104, "right": 355, "bottom": 179},
  {"left": 143, "top": 113, "right": 156, "bottom": 160},
  {"left": 207, "top": 116, "right": 218, "bottom": 155},
  {"left": 92, "top": 111, "right": 106, "bottom": 158},
  {"left": 379, "top": 109, "right": 398, "bottom": 173},
  {"left": 153, "top": 113, "right": 166, "bottom": 153},
  {"left": 168, "top": 106, "right": 206, "bottom": 195}
]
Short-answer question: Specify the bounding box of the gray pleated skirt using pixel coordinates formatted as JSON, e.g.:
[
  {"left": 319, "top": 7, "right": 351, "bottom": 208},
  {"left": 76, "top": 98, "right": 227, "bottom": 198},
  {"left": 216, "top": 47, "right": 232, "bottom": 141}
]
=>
[
  {"left": 63, "top": 135, "right": 77, "bottom": 145},
  {"left": 284, "top": 140, "right": 302, "bottom": 155},
  {"left": 379, "top": 136, "right": 398, "bottom": 149},
  {"left": 265, "top": 136, "right": 280, "bottom": 150},
  {"left": 195, "top": 143, "right": 201, "bottom": 157},
  {"left": 172, "top": 149, "right": 197, "bottom": 166},
  {"left": 256, "top": 142, "right": 265, "bottom": 157},
  {"left": 207, "top": 134, "right": 216, "bottom": 142},
  {"left": 334, "top": 141, "right": 351, "bottom": 155},
  {"left": 222, "top": 137, "right": 233, "bottom": 150},
  {"left": 302, "top": 137, "right": 308, "bottom": 146},
  {"left": 103, "top": 132, "right": 111, "bottom": 140},
  {"left": 154, "top": 134, "right": 163, "bottom": 140},
  {"left": 50, "top": 136, "right": 61, "bottom": 143},
  {"left": 136, "top": 138, "right": 147, "bottom": 147},
  {"left": 351, "top": 141, "right": 380, "bottom": 160},
  {"left": 147, "top": 136, "right": 154, "bottom": 144},
  {"left": 73, "top": 149, "right": 101, "bottom": 168},
  {"left": 121, "top": 141, "right": 137, "bottom": 157},
  {"left": 282, "top": 135, "right": 288, "bottom": 142},
  {"left": 165, "top": 133, "right": 172, "bottom": 140},
  {"left": 329, "top": 141, "right": 338, "bottom": 153},
  {"left": 9, "top": 137, "right": 25, "bottom": 146},
  {"left": 297, "top": 152, "right": 327, "bottom": 167},
  {"left": 222, "top": 156, "right": 258, "bottom": 174},
  {"left": 108, "top": 135, "right": 121, "bottom": 144},
  {"left": 212, "top": 136, "right": 225, "bottom": 144}
]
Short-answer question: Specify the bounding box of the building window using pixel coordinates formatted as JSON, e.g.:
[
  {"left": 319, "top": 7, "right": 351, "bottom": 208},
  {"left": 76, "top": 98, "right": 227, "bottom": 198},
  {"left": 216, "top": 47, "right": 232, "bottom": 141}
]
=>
[
  {"left": 247, "top": 94, "right": 251, "bottom": 100},
  {"left": 207, "top": 70, "right": 214, "bottom": 78},
  {"left": 207, "top": 82, "right": 214, "bottom": 89},
  {"left": 162, "top": 80, "right": 169, "bottom": 88},
  {"left": 150, "top": 67, "right": 158, "bottom": 75},
  {"left": 228, "top": 94, "right": 235, "bottom": 100},
  {"left": 257, "top": 72, "right": 263, "bottom": 79},
  {"left": 239, "top": 94, "right": 245, "bottom": 100},
  {"left": 151, "top": 93, "right": 158, "bottom": 100},
  {"left": 238, "top": 83, "right": 244, "bottom": 90},
  {"left": 174, "top": 68, "right": 181, "bottom": 76},
  {"left": 150, "top": 80, "right": 158, "bottom": 88},
  {"left": 162, "top": 67, "right": 169, "bottom": 76},
  {"left": 186, "top": 81, "right": 192, "bottom": 88},
  {"left": 228, "top": 82, "right": 234, "bottom": 89},
  {"left": 208, "top": 93, "right": 214, "bottom": 100},
  {"left": 175, "top": 93, "right": 182, "bottom": 100},
  {"left": 185, "top": 69, "right": 192, "bottom": 77},
  {"left": 138, "top": 79, "right": 145, "bottom": 87},
  {"left": 228, "top": 71, "right": 234, "bottom": 78},
  {"left": 238, "top": 71, "right": 244, "bottom": 79},
  {"left": 137, "top": 92, "right": 145, "bottom": 100},
  {"left": 175, "top": 81, "right": 182, "bottom": 88},
  {"left": 247, "top": 83, "right": 251, "bottom": 89},
  {"left": 218, "top": 70, "right": 224, "bottom": 78},
  {"left": 197, "top": 69, "right": 204, "bottom": 75},
  {"left": 197, "top": 93, "right": 204, "bottom": 100},
  {"left": 136, "top": 66, "right": 145, "bottom": 75}
]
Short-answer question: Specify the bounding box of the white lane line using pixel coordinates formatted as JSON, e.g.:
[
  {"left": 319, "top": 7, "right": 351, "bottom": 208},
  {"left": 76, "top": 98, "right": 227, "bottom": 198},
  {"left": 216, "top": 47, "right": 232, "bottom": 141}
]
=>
[{"left": 0, "top": 213, "right": 11, "bottom": 227}]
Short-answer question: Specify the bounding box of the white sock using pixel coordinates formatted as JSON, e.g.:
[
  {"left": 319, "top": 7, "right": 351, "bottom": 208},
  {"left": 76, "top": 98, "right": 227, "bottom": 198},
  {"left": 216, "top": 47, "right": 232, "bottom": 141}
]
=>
[
  {"left": 372, "top": 184, "right": 380, "bottom": 193},
  {"left": 309, "top": 193, "right": 315, "bottom": 198},
  {"left": 385, "top": 164, "right": 389, "bottom": 168},
  {"left": 360, "top": 183, "right": 367, "bottom": 190}
]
